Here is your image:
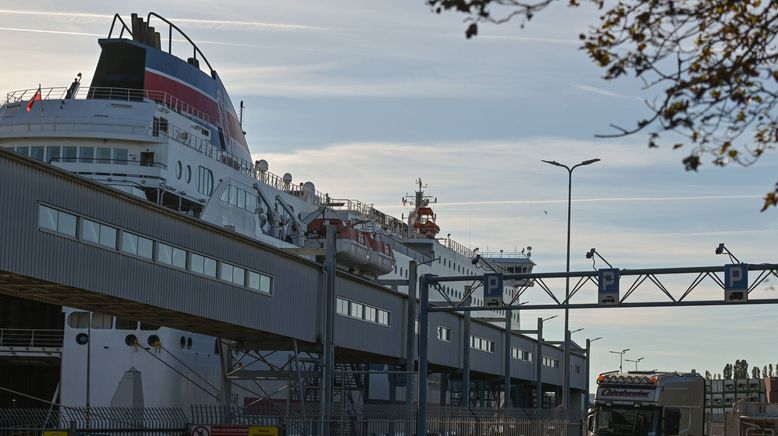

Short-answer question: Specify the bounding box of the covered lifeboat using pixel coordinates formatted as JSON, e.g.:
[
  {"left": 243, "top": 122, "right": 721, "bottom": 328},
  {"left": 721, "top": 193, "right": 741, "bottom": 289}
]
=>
[{"left": 305, "top": 219, "right": 395, "bottom": 277}]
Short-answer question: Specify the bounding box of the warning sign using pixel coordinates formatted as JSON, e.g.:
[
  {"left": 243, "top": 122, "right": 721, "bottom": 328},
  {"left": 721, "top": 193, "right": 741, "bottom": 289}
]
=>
[
  {"left": 191, "top": 426, "right": 211, "bottom": 436},
  {"left": 249, "top": 426, "right": 279, "bottom": 436}
]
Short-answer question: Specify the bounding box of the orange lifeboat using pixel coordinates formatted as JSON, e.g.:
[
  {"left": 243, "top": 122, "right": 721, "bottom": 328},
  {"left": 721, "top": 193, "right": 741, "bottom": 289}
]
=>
[
  {"left": 412, "top": 206, "right": 440, "bottom": 239},
  {"left": 362, "top": 233, "right": 396, "bottom": 276}
]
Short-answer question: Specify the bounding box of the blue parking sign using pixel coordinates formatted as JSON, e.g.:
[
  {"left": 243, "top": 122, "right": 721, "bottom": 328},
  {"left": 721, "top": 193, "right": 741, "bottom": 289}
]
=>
[
  {"left": 598, "top": 268, "right": 620, "bottom": 305},
  {"left": 724, "top": 264, "right": 749, "bottom": 303},
  {"left": 483, "top": 273, "right": 504, "bottom": 306}
]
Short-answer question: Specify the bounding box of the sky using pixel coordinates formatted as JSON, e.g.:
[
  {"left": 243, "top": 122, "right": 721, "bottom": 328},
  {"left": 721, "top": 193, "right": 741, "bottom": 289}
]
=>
[{"left": 1, "top": 1, "right": 777, "bottom": 391}]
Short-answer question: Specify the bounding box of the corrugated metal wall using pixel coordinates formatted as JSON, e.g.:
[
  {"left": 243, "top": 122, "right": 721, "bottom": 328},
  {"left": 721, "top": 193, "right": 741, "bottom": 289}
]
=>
[{"left": 0, "top": 149, "right": 586, "bottom": 387}]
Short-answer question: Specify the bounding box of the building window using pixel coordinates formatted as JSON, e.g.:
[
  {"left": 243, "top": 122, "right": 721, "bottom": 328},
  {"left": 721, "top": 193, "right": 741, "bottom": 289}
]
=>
[
  {"left": 436, "top": 325, "right": 451, "bottom": 342},
  {"left": 38, "top": 204, "right": 77, "bottom": 237},
  {"left": 30, "top": 146, "right": 44, "bottom": 162},
  {"left": 16, "top": 146, "right": 29, "bottom": 157},
  {"left": 198, "top": 166, "right": 213, "bottom": 196},
  {"left": 172, "top": 247, "right": 187, "bottom": 269},
  {"left": 121, "top": 232, "right": 154, "bottom": 259},
  {"left": 247, "top": 271, "right": 272, "bottom": 294},
  {"left": 470, "top": 335, "right": 495, "bottom": 353},
  {"left": 157, "top": 242, "right": 173, "bottom": 265},
  {"left": 336, "top": 297, "right": 390, "bottom": 326},
  {"left": 96, "top": 147, "right": 111, "bottom": 164},
  {"left": 80, "top": 218, "right": 117, "bottom": 249},
  {"left": 63, "top": 146, "right": 77, "bottom": 163},
  {"left": 79, "top": 147, "right": 94, "bottom": 163}
]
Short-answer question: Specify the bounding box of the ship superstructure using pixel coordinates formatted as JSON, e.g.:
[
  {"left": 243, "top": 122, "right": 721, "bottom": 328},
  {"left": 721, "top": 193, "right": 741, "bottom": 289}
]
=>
[{"left": 0, "top": 12, "right": 535, "bottom": 410}]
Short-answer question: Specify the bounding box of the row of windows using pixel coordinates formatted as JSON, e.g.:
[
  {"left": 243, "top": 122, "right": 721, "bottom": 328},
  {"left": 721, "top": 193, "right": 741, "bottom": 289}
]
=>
[
  {"left": 336, "top": 297, "right": 390, "bottom": 326},
  {"left": 511, "top": 347, "right": 534, "bottom": 362},
  {"left": 506, "top": 265, "right": 531, "bottom": 274},
  {"left": 38, "top": 204, "right": 272, "bottom": 294},
  {"left": 68, "top": 312, "right": 158, "bottom": 330},
  {"left": 543, "top": 357, "right": 560, "bottom": 368},
  {"left": 470, "top": 335, "right": 496, "bottom": 353},
  {"left": 220, "top": 184, "right": 258, "bottom": 213},
  {"left": 13, "top": 145, "right": 129, "bottom": 164}
]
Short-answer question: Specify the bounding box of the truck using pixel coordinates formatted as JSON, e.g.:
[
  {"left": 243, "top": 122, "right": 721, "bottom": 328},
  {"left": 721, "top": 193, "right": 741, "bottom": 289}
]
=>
[{"left": 587, "top": 371, "right": 705, "bottom": 436}]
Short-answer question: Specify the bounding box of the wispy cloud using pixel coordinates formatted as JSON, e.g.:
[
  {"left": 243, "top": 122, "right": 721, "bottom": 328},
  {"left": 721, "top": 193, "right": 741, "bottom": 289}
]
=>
[
  {"left": 377, "top": 195, "right": 763, "bottom": 209},
  {"left": 0, "top": 26, "right": 100, "bottom": 37},
  {"left": 0, "top": 9, "right": 328, "bottom": 32},
  {"left": 572, "top": 83, "right": 643, "bottom": 101}
]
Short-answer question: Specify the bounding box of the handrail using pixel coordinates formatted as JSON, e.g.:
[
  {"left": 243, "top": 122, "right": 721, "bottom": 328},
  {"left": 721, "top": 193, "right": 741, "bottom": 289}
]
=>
[
  {"left": 0, "top": 328, "right": 63, "bottom": 349},
  {"left": 146, "top": 12, "right": 214, "bottom": 74},
  {"left": 4, "top": 86, "right": 210, "bottom": 123},
  {"left": 107, "top": 13, "right": 134, "bottom": 40}
]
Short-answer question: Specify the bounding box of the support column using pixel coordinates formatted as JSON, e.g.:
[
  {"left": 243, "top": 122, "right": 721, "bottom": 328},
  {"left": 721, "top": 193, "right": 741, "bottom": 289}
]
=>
[
  {"left": 503, "top": 309, "right": 512, "bottom": 414},
  {"left": 584, "top": 339, "right": 591, "bottom": 413},
  {"left": 417, "top": 275, "right": 430, "bottom": 436},
  {"left": 320, "top": 223, "right": 337, "bottom": 435},
  {"left": 405, "top": 261, "right": 417, "bottom": 422},
  {"left": 462, "top": 289, "right": 471, "bottom": 408},
  {"left": 536, "top": 317, "right": 543, "bottom": 416}
]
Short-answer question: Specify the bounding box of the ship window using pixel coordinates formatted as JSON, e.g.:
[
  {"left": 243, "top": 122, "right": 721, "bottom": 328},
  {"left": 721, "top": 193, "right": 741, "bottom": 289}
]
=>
[
  {"left": 113, "top": 148, "right": 128, "bottom": 165},
  {"left": 91, "top": 313, "right": 112, "bottom": 329},
  {"left": 67, "top": 311, "right": 90, "bottom": 328},
  {"left": 198, "top": 166, "right": 213, "bottom": 196},
  {"left": 229, "top": 185, "right": 238, "bottom": 205},
  {"left": 157, "top": 242, "right": 173, "bottom": 265},
  {"left": 45, "top": 146, "right": 60, "bottom": 163},
  {"left": 115, "top": 318, "right": 138, "bottom": 330},
  {"left": 16, "top": 146, "right": 29, "bottom": 156},
  {"left": 96, "top": 147, "right": 111, "bottom": 163},
  {"left": 30, "top": 146, "right": 44, "bottom": 161},
  {"left": 246, "top": 193, "right": 257, "bottom": 213},
  {"left": 140, "top": 322, "right": 159, "bottom": 331},
  {"left": 237, "top": 190, "right": 246, "bottom": 209},
  {"left": 185, "top": 165, "right": 192, "bottom": 183},
  {"left": 176, "top": 161, "right": 182, "bottom": 179},
  {"left": 79, "top": 147, "right": 94, "bottom": 163},
  {"left": 63, "top": 146, "right": 77, "bottom": 163}
]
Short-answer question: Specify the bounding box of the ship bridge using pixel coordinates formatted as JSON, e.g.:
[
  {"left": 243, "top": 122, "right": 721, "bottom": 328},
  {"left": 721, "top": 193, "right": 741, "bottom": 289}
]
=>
[{"left": 0, "top": 148, "right": 587, "bottom": 407}]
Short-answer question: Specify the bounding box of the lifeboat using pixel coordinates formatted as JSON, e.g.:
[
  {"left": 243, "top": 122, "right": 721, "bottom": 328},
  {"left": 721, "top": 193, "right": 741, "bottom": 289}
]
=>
[
  {"left": 305, "top": 219, "right": 371, "bottom": 272},
  {"left": 411, "top": 206, "right": 440, "bottom": 239},
  {"left": 362, "top": 233, "right": 396, "bottom": 276}
]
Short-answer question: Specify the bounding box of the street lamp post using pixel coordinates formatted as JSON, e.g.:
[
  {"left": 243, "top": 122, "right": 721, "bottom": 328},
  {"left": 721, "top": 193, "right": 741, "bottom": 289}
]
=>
[
  {"left": 609, "top": 348, "right": 630, "bottom": 372},
  {"left": 584, "top": 337, "right": 602, "bottom": 414},
  {"left": 542, "top": 158, "right": 600, "bottom": 411},
  {"left": 625, "top": 357, "right": 645, "bottom": 371}
]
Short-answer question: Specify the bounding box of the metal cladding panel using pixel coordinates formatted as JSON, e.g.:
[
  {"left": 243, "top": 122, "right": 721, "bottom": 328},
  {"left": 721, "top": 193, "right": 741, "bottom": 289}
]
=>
[
  {"left": 468, "top": 322, "right": 502, "bottom": 375},
  {"left": 0, "top": 152, "right": 322, "bottom": 342},
  {"left": 334, "top": 276, "right": 405, "bottom": 358},
  {"left": 510, "top": 335, "right": 538, "bottom": 380},
  {"left": 427, "top": 312, "right": 460, "bottom": 368}
]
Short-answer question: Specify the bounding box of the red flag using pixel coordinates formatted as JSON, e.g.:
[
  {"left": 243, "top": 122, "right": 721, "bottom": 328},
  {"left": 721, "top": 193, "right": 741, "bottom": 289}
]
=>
[{"left": 26, "top": 86, "right": 42, "bottom": 112}]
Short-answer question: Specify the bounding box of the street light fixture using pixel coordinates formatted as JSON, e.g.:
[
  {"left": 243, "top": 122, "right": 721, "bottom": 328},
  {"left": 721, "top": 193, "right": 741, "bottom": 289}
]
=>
[
  {"left": 542, "top": 157, "right": 601, "bottom": 410},
  {"left": 584, "top": 336, "right": 603, "bottom": 413},
  {"left": 625, "top": 357, "right": 645, "bottom": 371},
  {"left": 609, "top": 348, "right": 630, "bottom": 372}
]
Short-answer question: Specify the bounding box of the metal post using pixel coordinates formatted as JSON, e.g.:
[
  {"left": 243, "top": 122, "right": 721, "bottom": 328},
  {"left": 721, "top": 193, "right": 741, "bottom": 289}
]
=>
[
  {"left": 503, "top": 309, "right": 512, "bottom": 414},
  {"left": 405, "top": 261, "right": 417, "bottom": 436},
  {"left": 417, "top": 275, "right": 430, "bottom": 436},
  {"left": 536, "top": 317, "right": 543, "bottom": 416},
  {"left": 405, "top": 262, "right": 417, "bottom": 402},
  {"left": 584, "top": 339, "right": 591, "bottom": 413},
  {"left": 86, "top": 313, "right": 91, "bottom": 429},
  {"left": 462, "top": 289, "right": 471, "bottom": 408},
  {"left": 320, "top": 223, "right": 337, "bottom": 435},
  {"left": 563, "top": 168, "right": 572, "bottom": 412}
]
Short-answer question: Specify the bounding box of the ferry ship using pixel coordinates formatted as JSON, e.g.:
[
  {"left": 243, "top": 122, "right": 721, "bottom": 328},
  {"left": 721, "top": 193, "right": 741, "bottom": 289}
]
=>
[{"left": 0, "top": 12, "right": 535, "bottom": 410}]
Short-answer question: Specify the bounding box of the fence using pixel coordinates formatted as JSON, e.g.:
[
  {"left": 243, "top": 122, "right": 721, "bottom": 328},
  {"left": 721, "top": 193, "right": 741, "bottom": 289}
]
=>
[{"left": 0, "top": 404, "right": 581, "bottom": 436}]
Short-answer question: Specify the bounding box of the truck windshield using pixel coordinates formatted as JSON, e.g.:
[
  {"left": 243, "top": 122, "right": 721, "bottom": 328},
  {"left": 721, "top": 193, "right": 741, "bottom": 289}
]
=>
[{"left": 594, "top": 406, "right": 661, "bottom": 436}]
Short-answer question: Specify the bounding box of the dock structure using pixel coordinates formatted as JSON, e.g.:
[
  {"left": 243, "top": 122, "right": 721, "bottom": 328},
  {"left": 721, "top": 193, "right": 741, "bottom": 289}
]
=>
[{"left": 0, "top": 148, "right": 587, "bottom": 413}]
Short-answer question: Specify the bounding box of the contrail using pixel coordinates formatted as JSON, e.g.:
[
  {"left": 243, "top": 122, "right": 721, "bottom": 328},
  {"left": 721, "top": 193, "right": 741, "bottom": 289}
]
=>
[
  {"left": 375, "top": 194, "right": 762, "bottom": 209},
  {"left": 0, "top": 9, "right": 326, "bottom": 31},
  {"left": 0, "top": 26, "right": 100, "bottom": 37}
]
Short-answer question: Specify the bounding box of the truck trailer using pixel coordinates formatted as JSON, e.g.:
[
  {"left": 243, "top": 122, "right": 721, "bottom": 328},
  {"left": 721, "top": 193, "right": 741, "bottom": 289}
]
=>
[{"left": 588, "top": 371, "right": 705, "bottom": 436}]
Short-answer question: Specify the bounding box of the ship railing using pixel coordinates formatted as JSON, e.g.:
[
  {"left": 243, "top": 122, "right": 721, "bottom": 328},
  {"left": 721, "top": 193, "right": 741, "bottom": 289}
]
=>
[
  {"left": 480, "top": 250, "right": 532, "bottom": 260},
  {"left": 439, "top": 237, "right": 476, "bottom": 258},
  {"left": 4, "top": 86, "right": 210, "bottom": 123},
  {"left": 254, "top": 170, "right": 328, "bottom": 206},
  {"left": 0, "top": 328, "right": 63, "bottom": 349}
]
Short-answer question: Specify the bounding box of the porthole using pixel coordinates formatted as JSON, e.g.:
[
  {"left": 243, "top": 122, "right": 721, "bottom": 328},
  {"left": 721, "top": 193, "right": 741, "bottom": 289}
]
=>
[
  {"left": 176, "top": 161, "right": 182, "bottom": 179},
  {"left": 124, "top": 334, "right": 138, "bottom": 347},
  {"left": 147, "top": 335, "right": 160, "bottom": 347},
  {"left": 187, "top": 337, "right": 192, "bottom": 349},
  {"left": 75, "top": 333, "right": 89, "bottom": 345},
  {"left": 180, "top": 336, "right": 186, "bottom": 349},
  {"left": 185, "top": 165, "right": 192, "bottom": 183}
]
